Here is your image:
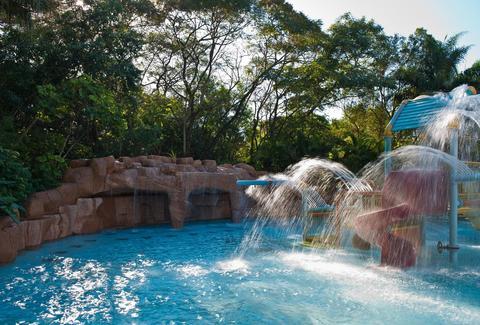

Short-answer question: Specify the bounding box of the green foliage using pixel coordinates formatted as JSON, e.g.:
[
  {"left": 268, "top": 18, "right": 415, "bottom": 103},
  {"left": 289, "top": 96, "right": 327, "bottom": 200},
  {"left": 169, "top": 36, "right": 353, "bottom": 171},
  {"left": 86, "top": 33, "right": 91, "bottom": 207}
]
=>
[
  {"left": 252, "top": 114, "right": 337, "bottom": 171},
  {"left": 396, "top": 29, "right": 470, "bottom": 97},
  {"left": 0, "top": 0, "right": 476, "bottom": 209},
  {"left": 164, "top": 0, "right": 253, "bottom": 12},
  {"left": 0, "top": 0, "right": 58, "bottom": 25},
  {"left": 31, "top": 154, "right": 67, "bottom": 192},
  {"left": 0, "top": 148, "right": 32, "bottom": 221},
  {"left": 329, "top": 104, "right": 387, "bottom": 172},
  {"left": 121, "top": 93, "right": 180, "bottom": 155},
  {"left": 37, "top": 75, "right": 126, "bottom": 158},
  {"left": 454, "top": 61, "right": 480, "bottom": 90}
]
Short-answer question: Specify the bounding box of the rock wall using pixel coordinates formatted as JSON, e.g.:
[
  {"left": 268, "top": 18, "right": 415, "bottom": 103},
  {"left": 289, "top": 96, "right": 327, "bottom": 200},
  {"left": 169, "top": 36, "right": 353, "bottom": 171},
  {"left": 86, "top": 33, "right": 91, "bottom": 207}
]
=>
[{"left": 0, "top": 155, "right": 261, "bottom": 264}]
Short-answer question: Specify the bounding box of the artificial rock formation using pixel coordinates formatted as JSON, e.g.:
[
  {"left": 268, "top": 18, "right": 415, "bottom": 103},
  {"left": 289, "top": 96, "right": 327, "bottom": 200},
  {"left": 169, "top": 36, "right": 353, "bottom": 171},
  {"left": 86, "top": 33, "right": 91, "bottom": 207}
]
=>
[{"left": 0, "top": 155, "right": 261, "bottom": 263}]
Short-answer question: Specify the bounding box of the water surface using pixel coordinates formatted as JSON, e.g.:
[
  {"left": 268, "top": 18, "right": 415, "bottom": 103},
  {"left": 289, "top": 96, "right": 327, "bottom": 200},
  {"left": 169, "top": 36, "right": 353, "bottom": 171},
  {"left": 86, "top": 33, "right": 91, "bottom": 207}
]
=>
[{"left": 0, "top": 220, "right": 479, "bottom": 324}]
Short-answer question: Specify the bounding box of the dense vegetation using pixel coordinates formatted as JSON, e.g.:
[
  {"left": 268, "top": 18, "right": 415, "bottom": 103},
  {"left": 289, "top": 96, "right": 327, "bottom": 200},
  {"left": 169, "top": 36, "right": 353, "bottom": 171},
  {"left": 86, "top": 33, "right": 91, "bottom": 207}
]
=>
[{"left": 0, "top": 0, "right": 478, "bottom": 216}]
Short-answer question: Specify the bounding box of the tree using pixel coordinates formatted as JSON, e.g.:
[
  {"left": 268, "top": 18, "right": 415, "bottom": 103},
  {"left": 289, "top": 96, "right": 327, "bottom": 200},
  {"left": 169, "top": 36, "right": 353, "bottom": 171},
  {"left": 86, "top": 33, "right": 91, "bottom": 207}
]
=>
[
  {"left": 396, "top": 29, "right": 470, "bottom": 98},
  {"left": 454, "top": 60, "right": 480, "bottom": 90},
  {"left": 0, "top": 1, "right": 475, "bottom": 199},
  {"left": 245, "top": 0, "right": 329, "bottom": 163},
  {"left": 143, "top": 0, "right": 253, "bottom": 155},
  {"left": 0, "top": 0, "right": 58, "bottom": 25}
]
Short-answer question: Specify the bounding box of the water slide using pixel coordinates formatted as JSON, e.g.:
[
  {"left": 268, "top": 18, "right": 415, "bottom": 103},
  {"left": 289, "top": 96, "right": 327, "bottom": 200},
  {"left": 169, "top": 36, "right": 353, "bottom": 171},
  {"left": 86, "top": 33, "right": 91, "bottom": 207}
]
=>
[{"left": 354, "top": 170, "right": 448, "bottom": 268}]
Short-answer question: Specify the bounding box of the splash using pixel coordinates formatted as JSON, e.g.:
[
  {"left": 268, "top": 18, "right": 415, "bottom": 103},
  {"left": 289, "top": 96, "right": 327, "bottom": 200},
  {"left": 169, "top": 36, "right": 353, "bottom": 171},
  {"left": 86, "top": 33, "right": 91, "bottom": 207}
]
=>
[
  {"left": 238, "top": 84, "right": 480, "bottom": 268},
  {"left": 237, "top": 158, "right": 371, "bottom": 256},
  {"left": 215, "top": 258, "right": 250, "bottom": 274}
]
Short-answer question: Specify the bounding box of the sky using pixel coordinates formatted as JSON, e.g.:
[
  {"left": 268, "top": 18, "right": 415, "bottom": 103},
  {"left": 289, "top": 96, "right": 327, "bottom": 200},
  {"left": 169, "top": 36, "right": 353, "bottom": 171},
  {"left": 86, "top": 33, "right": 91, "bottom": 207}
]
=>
[{"left": 287, "top": 0, "right": 480, "bottom": 71}]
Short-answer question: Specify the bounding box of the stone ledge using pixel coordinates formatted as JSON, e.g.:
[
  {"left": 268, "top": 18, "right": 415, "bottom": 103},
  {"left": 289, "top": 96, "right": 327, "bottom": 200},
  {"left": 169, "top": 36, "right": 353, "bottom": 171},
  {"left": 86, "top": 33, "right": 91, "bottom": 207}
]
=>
[{"left": 1, "top": 156, "right": 260, "bottom": 264}]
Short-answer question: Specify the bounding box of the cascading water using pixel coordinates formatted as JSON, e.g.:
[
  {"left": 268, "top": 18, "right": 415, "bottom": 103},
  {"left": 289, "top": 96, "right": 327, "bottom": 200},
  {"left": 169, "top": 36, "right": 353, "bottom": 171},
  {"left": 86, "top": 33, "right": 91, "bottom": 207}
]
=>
[
  {"left": 236, "top": 158, "right": 371, "bottom": 256},
  {"left": 238, "top": 84, "right": 480, "bottom": 268}
]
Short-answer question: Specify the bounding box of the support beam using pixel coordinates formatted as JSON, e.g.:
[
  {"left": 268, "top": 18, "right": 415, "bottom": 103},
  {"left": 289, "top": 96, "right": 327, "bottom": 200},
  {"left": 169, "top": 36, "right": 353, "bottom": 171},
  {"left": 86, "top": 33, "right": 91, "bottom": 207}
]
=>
[
  {"left": 455, "top": 173, "right": 480, "bottom": 182},
  {"left": 384, "top": 126, "right": 393, "bottom": 177},
  {"left": 448, "top": 119, "right": 459, "bottom": 264}
]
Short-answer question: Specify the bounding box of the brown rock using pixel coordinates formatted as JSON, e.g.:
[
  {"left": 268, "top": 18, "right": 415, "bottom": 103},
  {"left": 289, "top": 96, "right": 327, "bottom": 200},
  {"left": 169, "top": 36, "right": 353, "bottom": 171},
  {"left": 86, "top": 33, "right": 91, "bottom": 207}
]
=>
[
  {"left": 159, "top": 156, "right": 173, "bottom": 163},
  {"left": 114, "top": 196, "right": 136, "bottom": 227},
  {"left": 11, "top": 223, "right": 26, "bottom": 252},
  {"left": 57, "top": 183, "right": 79, "bottom": 205},
  {"left": 107, "top": 168, "right": 139, "bottom": 190},
  {"left": 41, "top": 215, "right": 61, "bottom": 242},
  {"left": 141, "top": 159, "right": 163, "bottom": 168},
  {"left": 24, "top": 194, "right": 45, "bottom": 218},
  {"left": 193, "top": 162, "right": 205, "bottom": 172},
  {"left": 158, "top": 163, "right": 177, "bottom": 175},
  {"left": 132, "top": 162, "right": 142, "bottom": 168},
  {"left": 59, "top": 205, "right": 77, "bottom": 237},
  {"left": 0, "top": 227, "right": 17, "bottom": 263},
  {"left": 233, "top": 167, "right": 252, "bottom": 180},
  {"left": 138, "top": 167, "right": 159, "bottom": 178},
  {"left": 70, "top": 198, "right": 103, "bottom": 234},
  {"left": 147, "top": 155, "right": 172, "bottom": 163},
  {"left": 76, "top": 198, "right": 97, "bottom": 217},
  {"left": 119, "top": 157, "right": 136, "bottom": 168},
  {"left": 69, "top": 159, "right": 90, "bottom": 168},
  {"left": 91, "top": 156, "right": 115, "bottom": 176},
  {"left": 58, "top": 213, "right": 72, "bottom": 238},
  {"left": 234, "top": 163, "right": 256, "bottom": 175},
  {"left": 0, "top": 153, "right": 265, "bottom": 265},
  {"left": 96, "top": 197, "right": 116, "bottom": 228},
  {"left": 78, "top": 218, "right": 102, "bottom": 234},
  {"left": 177, "top": 157, "right": 194, "bottom": 165},
  {"left": 43, "top": 189, "right": 63, "bottom": 214},
  {"left": 175, "top": 164, "right": 197, "bottom": 172},
  {"left": 202, "top": 160, "right": 217, "bottom": 172},
  {"left": 193, "top": 160, "right": 202, "bottom": 167},
  {"left": 113, "top": 161, "right": 125, "bottom": 172},
  {"left": 169, "top": 192, "right": 187, "bottom": 228},
  {"left": 25, "top": 219, "right": 44, "bottom": 248},
  {"left": 135, "top": 174, "right": 176, "bottom": 193},
  {"left": 63, "top": 167, "right": 95, "bottom": 196},
  {"left": 134, "top": 156, "right": 148, "bottom": 165},
  {"left": 135, "top": 194, "right": 169, "bottom": 224},
  {"left": 229, "top": 190, "right": 243, "bottom": 211}
]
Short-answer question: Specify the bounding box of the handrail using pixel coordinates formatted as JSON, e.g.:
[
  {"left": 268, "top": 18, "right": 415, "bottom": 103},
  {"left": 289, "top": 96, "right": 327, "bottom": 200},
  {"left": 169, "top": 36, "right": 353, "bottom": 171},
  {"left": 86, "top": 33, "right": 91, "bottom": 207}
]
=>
[{"left": 236, "top": 179, "right": 286, "bottom": 186}]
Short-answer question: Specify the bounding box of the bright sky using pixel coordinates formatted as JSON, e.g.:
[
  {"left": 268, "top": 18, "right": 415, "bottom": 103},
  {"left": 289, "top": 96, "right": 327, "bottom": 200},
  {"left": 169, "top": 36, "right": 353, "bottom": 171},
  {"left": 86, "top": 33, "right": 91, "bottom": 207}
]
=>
[{"left": 287, "top": 0, "right": 480, "bottom": 71}]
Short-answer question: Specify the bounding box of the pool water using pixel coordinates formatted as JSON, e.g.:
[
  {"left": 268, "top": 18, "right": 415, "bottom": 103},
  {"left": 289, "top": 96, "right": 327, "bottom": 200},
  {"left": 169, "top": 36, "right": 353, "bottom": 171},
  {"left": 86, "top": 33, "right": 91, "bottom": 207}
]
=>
[{"left": 0, "top": 219, "right": 479, "bottom": 324}]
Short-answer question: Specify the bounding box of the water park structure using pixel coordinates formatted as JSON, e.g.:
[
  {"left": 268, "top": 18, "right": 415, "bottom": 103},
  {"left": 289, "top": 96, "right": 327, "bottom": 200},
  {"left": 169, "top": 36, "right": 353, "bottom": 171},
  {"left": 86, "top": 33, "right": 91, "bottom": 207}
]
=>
[{"left": 237, "top": 85, "right": 480, "bottom": 268}]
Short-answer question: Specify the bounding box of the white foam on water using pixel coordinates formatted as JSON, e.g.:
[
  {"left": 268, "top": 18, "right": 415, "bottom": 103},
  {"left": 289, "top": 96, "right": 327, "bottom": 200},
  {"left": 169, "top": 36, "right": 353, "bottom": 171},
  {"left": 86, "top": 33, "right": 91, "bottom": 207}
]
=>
[
  {"left": 177, "top": 264, "right": 209, "bottom": 277},
  {"left": 278, "top": 251, "right": 480, "bottom": 325},
  {"left": 278, "top": 251, "right": 383, "bottom": 282},
  {"left": 215, "top": 258, "right": 250, "bottom": 275}
]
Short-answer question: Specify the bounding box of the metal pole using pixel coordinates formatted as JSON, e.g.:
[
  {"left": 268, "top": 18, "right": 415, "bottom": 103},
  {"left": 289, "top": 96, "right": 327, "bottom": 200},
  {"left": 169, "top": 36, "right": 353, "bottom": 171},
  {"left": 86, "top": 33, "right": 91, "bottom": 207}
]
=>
[
  {"left": 449, "top": 125, "right": 458, "bottom": 248},
  {"left": 384, "top": 129, "right": 393, "bottom": 177},
  {"left": 448, "top": 119, "right": 459, "bottom": 264}
]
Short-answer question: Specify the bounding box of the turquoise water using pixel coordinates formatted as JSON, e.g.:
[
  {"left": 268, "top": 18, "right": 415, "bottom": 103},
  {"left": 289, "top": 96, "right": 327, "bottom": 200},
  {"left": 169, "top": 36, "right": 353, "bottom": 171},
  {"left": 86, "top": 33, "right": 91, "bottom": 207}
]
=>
[{"left": 0, "top": 219, "right": 479, "bottom": 324}]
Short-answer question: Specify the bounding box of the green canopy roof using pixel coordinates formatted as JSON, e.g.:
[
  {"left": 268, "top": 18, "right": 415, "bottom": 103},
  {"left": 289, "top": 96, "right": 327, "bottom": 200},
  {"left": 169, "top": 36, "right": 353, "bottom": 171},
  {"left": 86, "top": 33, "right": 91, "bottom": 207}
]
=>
[{"left": 387, "top": 87, "right": 478, "bottom": 133}]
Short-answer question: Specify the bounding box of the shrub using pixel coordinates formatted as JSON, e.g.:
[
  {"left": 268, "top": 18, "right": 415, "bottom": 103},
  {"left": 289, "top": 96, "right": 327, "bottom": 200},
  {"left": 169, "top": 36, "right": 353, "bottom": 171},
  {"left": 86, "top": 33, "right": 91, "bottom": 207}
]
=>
[
  {"left": 31, "top": 153, "right": 67, "bottom": 192},
  {"left": 0, "top": 147, "right": 32, "bottom": 222}
]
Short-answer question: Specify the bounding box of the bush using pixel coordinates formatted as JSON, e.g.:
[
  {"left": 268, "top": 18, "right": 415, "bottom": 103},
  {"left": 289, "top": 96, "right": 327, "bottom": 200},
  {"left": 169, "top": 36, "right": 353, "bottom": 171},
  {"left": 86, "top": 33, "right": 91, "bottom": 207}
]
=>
[
  {"left": 31, "top": 153, "right": 67, "bottom": 192},
  {"left": 0, "top": 147, "right": 33, "bottom": 222}
]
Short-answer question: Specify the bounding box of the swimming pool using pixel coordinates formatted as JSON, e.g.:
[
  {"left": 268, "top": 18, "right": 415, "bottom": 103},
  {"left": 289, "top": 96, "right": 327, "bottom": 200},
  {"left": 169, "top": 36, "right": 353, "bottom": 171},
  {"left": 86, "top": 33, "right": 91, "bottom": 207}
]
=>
[{"left": 0, "top": 219, "right": 479, "bottom": 324}]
